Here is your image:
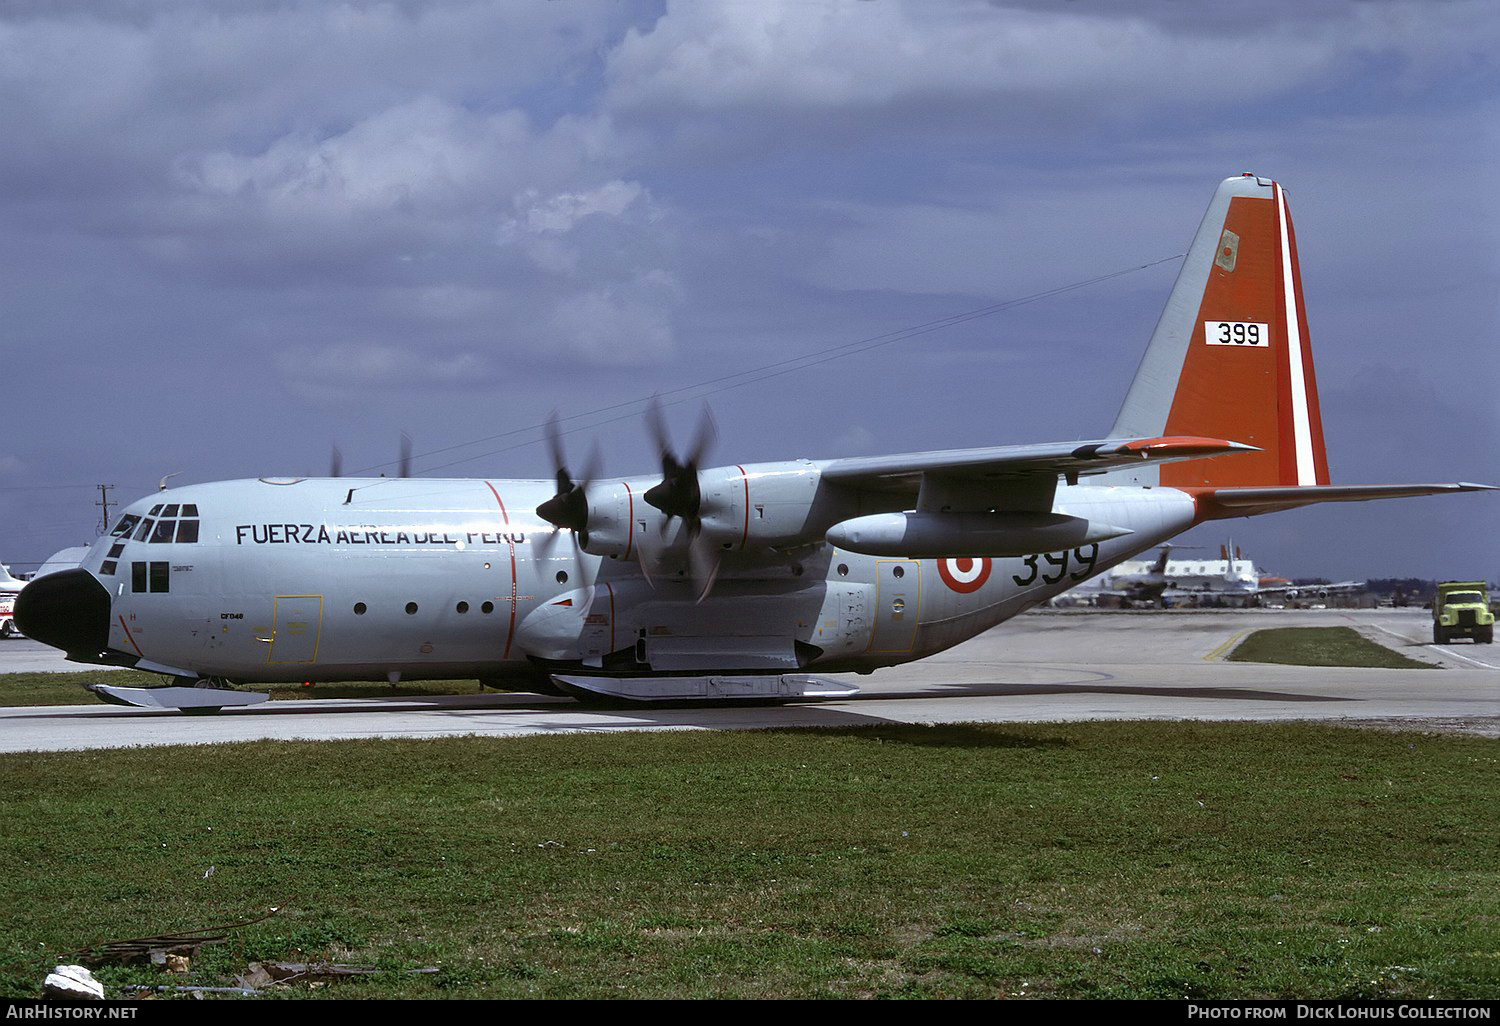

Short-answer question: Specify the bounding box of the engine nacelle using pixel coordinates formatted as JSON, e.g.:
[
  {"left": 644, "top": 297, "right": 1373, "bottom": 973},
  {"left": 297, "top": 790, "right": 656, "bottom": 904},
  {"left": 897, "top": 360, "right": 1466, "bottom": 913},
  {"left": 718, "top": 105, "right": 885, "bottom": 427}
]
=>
[
  {"left": 573, "top": 479, "right": 653, "bottom": 560},
  {"left": 825, "top": 511, "right": 1132, "bottom": 558},
  {"left": 578, "top": 463, "right": 825, "bottom": 560},
  {"left": 694, "top": 463, "right": 822, "bottom": 551}
]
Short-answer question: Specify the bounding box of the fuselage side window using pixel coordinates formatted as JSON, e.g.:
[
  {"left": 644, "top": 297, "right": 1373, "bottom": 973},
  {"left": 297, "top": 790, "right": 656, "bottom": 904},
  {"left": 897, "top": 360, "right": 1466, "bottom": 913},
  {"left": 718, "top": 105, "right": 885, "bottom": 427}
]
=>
[
  {"left": 149, "top": 562, "right": 169, "bottom": 593},
  {"left": 176, "top": 520, "right": 200, "bottom": 544}
]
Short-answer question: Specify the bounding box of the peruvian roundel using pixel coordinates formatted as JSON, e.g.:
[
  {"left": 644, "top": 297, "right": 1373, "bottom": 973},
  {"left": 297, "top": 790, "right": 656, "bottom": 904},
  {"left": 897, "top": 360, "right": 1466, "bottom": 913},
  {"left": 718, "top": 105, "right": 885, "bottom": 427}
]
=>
[{"left": 937, "top": 557, "right": 991, "bottom": 594}]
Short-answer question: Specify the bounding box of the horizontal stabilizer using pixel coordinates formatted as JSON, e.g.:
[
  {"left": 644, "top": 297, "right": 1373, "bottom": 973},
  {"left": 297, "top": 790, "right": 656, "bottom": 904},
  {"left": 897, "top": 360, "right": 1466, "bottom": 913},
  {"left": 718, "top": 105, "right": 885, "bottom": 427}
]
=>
[{"left": 1191, "top": 482, "right": 1495, "bottom": 520}]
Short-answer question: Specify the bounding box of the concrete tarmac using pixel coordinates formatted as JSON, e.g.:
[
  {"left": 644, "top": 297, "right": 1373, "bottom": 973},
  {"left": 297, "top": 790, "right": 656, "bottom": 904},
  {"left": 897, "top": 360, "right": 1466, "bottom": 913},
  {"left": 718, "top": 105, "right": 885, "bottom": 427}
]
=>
[{"left": 0, "top": 608, "right": 1496, "bottom": 754}]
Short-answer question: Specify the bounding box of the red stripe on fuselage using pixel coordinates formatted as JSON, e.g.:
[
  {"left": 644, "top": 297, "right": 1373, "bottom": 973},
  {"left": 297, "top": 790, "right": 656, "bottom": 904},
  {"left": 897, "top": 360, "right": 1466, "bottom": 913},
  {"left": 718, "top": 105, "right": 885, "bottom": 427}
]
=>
[
  {"left": 606, "top": 581, "right": 615, "bottom": 653},
  {"left": 737, "top": 466, "right": 750, "bottom": 550},
  {"left": 622, "top": 482, "right": 634, "bottom": 561},
  {"left": 118, "top": 615, "right": 144, "bottom": 657},
  {"left": 484, "top": 481, "right": 519, "bottom": 659}
]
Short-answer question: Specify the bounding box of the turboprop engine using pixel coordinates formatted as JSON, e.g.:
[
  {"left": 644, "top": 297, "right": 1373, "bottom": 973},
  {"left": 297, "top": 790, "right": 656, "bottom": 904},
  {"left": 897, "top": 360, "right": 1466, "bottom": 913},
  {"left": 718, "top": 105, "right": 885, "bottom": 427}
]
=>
[
  {"left": 535, "top": 404, "right": 829, "bottom": 598},
  {"left": 565, "top": 463, "right": 825, "bottom": 561}
]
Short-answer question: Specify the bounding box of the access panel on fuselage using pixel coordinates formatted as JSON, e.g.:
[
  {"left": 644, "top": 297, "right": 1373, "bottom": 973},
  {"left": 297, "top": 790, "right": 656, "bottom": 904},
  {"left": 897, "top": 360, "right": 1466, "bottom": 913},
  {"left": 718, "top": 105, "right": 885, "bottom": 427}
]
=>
[
  {"left": 869, "top": 559, "right": 920, "bottom": 654},
  {"left": 269, "top": 594, "right": 322, "bottom": 665}
]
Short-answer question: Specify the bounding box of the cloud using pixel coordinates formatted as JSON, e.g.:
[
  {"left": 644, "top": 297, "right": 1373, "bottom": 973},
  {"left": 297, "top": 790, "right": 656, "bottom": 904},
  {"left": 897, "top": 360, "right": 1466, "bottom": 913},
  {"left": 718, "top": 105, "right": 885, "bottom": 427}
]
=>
[
  {"left": 505, "top": 180, "right": 647, "bottom": 237},
  {"left": 605, "top": 1, "right": 1344, "bottom": 114},
  {"left": 800, "top": 184, "right": 1187, "bottom": 298},
  {"left": 544, "top": 276, "right": 682, "bottom": 367},
  {"left": 499, "top": 179, "right": 655, "bottom": 276},
  {"left": 164, "top": 99, "right": 682, "bottom": 373},
  {"left": 276, "top": 341, "right": 492, "bottom": 391},
  {"left": 185, "top": 98, "right": 528, "bottom": 218}
]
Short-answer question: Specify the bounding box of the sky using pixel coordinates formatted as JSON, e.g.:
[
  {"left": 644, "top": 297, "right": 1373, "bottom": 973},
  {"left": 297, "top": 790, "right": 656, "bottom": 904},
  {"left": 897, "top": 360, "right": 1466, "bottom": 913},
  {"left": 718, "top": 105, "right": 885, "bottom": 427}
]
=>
[{"left": 0, "top": 0, "right": 1496, "bottom": 582}]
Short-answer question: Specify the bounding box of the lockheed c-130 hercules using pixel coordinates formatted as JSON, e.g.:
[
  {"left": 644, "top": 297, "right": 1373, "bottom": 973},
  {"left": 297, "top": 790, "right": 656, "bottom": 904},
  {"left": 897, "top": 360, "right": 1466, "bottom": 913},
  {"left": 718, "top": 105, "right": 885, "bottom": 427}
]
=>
[{"left": 16, "top": 174, "right": 1492, "bottom": 711}]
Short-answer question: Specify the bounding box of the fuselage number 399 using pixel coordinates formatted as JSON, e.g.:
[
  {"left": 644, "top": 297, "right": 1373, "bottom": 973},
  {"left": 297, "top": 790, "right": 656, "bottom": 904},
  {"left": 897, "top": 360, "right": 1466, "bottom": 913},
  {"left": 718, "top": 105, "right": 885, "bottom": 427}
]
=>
[{"left": 1011, "top": 544, "right": 1099, "bottom": 587}]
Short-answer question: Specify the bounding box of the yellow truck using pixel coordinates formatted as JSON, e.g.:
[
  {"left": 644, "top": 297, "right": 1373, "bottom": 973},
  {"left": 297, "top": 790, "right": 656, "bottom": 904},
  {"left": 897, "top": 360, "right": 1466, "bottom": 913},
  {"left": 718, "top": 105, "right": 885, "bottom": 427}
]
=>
[{"left": 1432, "top": 581, "right": 1494, "bottom": 644}]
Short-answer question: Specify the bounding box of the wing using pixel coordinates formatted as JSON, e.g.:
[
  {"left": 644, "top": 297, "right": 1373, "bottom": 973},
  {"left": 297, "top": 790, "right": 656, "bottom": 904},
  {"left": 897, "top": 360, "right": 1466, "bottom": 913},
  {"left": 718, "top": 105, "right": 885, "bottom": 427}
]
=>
[
  {"left": 821, "top": 436, "right": 1257, "bottom": 511},
  {"left": 1254, "top": 580, "right": 1364, "bottom": 596}
]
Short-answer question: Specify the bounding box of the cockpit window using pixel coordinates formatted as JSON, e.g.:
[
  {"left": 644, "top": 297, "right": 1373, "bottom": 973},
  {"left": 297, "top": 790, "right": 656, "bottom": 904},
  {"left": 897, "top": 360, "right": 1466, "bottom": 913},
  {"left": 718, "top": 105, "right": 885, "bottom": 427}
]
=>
[
  {"left": 143, "top": 509, "right": 202, "bottom": 544},
  {"left": 116, "top": 507, "right": 203, "bottom": 544}
]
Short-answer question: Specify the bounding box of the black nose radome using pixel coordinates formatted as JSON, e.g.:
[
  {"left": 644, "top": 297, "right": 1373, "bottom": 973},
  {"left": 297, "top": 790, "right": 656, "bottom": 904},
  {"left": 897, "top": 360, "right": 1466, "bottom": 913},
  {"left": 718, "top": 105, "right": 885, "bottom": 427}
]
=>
[{"left": 14, "top": 569, "right": 111, "bottom": 659}]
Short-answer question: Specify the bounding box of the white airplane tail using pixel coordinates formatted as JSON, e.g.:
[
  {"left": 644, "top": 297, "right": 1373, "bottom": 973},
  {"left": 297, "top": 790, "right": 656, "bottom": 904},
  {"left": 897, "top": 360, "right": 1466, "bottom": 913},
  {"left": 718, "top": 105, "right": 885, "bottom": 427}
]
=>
[{"left": 1110, "top": 174, "right": 1329, "bottom": 489}]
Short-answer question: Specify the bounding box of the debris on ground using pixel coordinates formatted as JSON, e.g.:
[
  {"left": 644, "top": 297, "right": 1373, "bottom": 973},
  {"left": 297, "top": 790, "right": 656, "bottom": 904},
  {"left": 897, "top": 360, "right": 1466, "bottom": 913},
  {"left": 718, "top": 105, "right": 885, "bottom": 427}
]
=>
[
  {"left": 73, "top": 908, "right": 280, "bottom": 965},
  {"left": 43, "top": 964, "right": 104, "bottom": 1000}
]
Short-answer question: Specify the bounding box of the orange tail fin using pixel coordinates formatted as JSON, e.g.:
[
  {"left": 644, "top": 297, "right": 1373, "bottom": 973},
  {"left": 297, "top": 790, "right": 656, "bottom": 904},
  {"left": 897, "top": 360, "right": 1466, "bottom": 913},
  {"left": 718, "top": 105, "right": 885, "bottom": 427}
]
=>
[{"left": 1111, "top": 174, "right": 1329, "bottom": 488}]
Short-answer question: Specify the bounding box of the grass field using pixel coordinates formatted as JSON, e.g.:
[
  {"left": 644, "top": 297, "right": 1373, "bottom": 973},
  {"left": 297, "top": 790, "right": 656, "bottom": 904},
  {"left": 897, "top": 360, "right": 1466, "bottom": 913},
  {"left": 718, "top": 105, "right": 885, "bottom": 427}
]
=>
[
  {"left": 3, "top": 721, "right": 1497, "bottom": 1000},
  {"left": 1228, "top": 627, "right": 1435, "bottom": 670}
]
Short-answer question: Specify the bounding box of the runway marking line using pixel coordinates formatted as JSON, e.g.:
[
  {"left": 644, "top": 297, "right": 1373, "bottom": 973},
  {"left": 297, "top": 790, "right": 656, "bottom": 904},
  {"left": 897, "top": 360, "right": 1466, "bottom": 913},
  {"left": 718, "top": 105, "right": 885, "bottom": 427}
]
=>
[
  {"left": 1418, "top": 644, "right": 1499, "bottom": 670},
  {"left": 1203, "top": 629, "right": 1252, "bottom": 662}
]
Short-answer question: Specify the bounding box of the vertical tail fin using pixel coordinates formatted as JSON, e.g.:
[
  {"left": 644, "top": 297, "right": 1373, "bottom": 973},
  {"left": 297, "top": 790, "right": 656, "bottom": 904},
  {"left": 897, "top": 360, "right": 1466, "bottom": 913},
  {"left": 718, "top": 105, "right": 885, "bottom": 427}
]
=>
[{"left": 1110, "top": 174, "right": 1329, "bottom": 488}]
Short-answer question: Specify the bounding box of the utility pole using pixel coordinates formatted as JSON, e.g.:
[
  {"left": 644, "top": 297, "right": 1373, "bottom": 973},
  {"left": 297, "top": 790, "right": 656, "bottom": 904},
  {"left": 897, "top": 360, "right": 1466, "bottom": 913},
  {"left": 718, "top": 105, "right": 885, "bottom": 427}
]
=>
[{"left": 95, "top": 484, "right": 115, "bottom": 536}]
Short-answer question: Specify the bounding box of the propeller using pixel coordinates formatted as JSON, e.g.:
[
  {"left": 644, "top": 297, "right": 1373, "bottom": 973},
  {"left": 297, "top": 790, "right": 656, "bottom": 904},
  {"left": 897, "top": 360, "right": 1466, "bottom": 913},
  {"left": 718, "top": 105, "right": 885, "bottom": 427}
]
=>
[
  {"left": 633, "top": 514, "right": 722, "bottom": 605},
  {"left": 641, "top": 398, "right": 722, "bottom": 602},
  {"left": 536, "top": 412, "right": 601, "bottom": 541},
  {"left": 642, "top": 397, "right": 717, "bottom": 532},
  {"left": 686, "top": 529, "right": 722, "bottom": 604},
  {"left": 399, "top": 432, "right": 413, "bottom": 479},
  {"left": 534, "top": 400, "right": 725, "bottom": 603}
]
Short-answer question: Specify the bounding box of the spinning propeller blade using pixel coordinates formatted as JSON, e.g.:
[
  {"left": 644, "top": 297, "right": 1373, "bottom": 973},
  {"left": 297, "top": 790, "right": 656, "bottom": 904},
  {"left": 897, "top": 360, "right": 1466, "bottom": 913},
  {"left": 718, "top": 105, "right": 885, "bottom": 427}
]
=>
[
  {"left": 535, "top": 411, "right": 600, "bottom": 537},
  {"left": 642, "top": 397, "right": 717, "bottom": 530},
  {"left": 642, "top": 398, "right": 722, "bottom": 599}
]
